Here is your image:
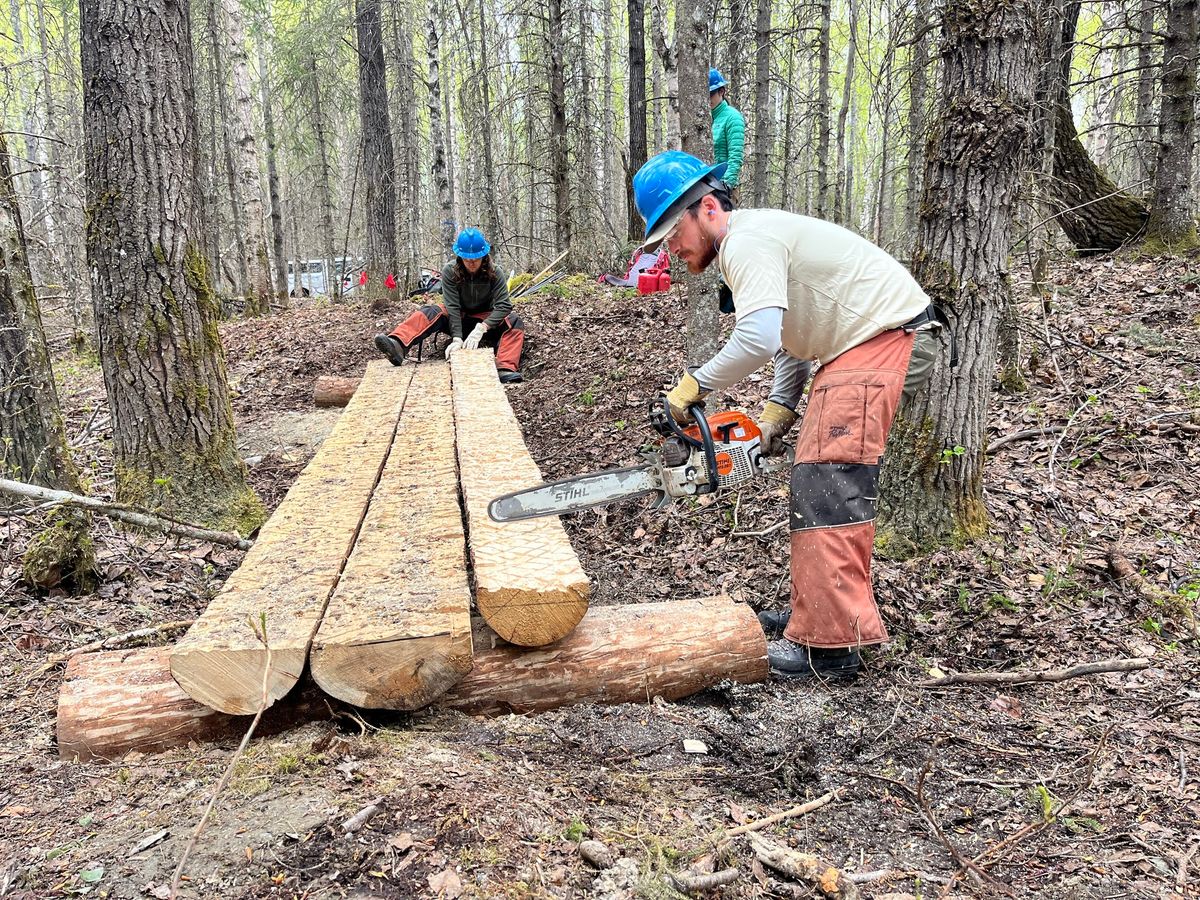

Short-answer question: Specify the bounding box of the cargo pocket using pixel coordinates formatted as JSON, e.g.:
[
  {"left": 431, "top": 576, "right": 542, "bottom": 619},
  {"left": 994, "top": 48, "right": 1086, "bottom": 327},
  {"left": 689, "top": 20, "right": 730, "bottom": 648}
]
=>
[{"left": 813, "top": 382, "right": 867, "bottom": 461}]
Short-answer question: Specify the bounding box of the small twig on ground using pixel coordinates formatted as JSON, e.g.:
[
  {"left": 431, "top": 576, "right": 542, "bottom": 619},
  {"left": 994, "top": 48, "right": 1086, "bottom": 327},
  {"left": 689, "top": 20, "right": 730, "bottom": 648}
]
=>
[
  {"left": 747, "top": 833, "right": 860, "bottom": 899},
  {"left": 170, "top": 616, "right": 273, "bottom": 899},
  {"left": 913, "top": 744, "right": 1011, "bottom": 894},
  {"left": 37, "top": 620, "right": 194, "bottom": 673},
  {"left": 986, "top": 425, "right": 1067, "bottom": 453},
  {"left": 846, "top": 869, "right": 951, "bottom": 885},
  {"left": 341, "top": 799, "right": 383, "bottom": 833},
  {"left": 731, "top": 519, "right": 788, "bottom": 538},
  {"left": 668, "top": 868, "right": 740, "bottom": 894},
  {"left": 920, "top": 657, "right": 1151, "bottom": 688},
  {"left": 1178, "top": 838, "right": 1200, "bottom": 897},
  {"left": 721, "top": 791, "right": 838, "bottom": 838},
  {"left": 0, "top": 477, "right": 254, "bottom": 550}
]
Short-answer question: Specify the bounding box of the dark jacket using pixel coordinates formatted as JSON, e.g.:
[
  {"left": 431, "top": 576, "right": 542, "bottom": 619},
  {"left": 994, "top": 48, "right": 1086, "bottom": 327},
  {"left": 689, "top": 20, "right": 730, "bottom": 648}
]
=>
[{"left": 440, "top": 263, "right": 512, "bottom": 339}]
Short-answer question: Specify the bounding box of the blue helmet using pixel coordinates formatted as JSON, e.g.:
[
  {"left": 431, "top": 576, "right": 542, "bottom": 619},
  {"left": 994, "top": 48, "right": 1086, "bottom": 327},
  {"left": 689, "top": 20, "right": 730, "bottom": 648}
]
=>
[
  {"left": 708, "top": 68, "right": 727, "bottom": 92},
  {"left": 633, "top": 151, "right": 727, "bottom": 250},
  {"left": 453, "top": 228, "right": 491, "bottom": 259}
]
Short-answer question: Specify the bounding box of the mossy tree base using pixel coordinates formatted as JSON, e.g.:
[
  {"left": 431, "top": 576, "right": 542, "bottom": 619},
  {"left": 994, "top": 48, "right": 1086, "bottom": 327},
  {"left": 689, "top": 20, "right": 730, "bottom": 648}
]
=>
[{"left": 22, "top": 509, "right": 98, "bottom": 593}]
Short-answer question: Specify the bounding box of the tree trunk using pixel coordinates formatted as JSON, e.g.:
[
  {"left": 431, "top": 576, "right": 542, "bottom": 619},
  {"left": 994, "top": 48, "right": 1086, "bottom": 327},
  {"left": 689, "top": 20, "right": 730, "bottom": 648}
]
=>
[
  {"left": 313, "top": 375, "right": 361, "bottom": 407},
  {"left": 478, "top": 0, "right": 503, "bottom": 244},
  {"left": 0, "top": 134, "right": 95, "bottom": 591},
  {"left": 308, "top": 51, "right": 340, "bottom": 297},
  {"left": 548, "top": 0, "right": 572, "bottom": 255},
  {"left": 813, "top": 0, "right": 833, "bottom": 217},
  {"left": 1050, "top": 0, "right": 1149, "bottom": 252},
  {"left": 80, "top": 0, "right": 265, "bottom": 533},
  {"left": 628, "top": 0, "right": 648, "bottom": 241},
  {"left": 256, "top": 28, "right": 288, "bottom": 303},
  {"left": 1134, "top": 0, "right": 1158, "bottom": 188},
  {"left": 832, "top": 0, "right": 858, "bottom": 226},
  {"left": 356, "top": 0, "right": 400, "bottom": 301},
  {"left": 390, "top": 0, "right": 420, "bottom": 287},
  {"left": 221, "top": 0, "right": 272, "bottom": 314},
  {"left": 426, "top": 1, "right": 455, "bottom": 255},
  {"left": 878, "top": 0, "right": 1037, "bottom": 553},
  {"left": 207, "top": 0, "right": 248, "bottom": 299},
  {"left": 750, "top": 0, "right": 772, "bottom": 206},
  {"left": 905, "top": 6, "right": 928, "bottom": 252},
  {"left": 1145, "top": 0, "right": 1198, "bottom": 246},
  {"left": 650, "top": 0, "right": 679, "bottom": 149},
  {"left": 677, "top": 0, "right": 719, "bottom": 365}
]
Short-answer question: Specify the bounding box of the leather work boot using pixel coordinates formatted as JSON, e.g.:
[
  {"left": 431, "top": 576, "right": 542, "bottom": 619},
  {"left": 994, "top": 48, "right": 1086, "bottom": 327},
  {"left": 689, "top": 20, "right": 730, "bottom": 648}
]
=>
[
  {"left": 757, "top": 607, "right": 791, "bottom": 639},
  {"left": 498, "top": 369, "right": 524, "bottom": 384},
  {"left": 374, "top": 334, "right": 407, "bottom": 366},
  {"left": 767, "top": 638, "right": 861, "bottom": 680}
]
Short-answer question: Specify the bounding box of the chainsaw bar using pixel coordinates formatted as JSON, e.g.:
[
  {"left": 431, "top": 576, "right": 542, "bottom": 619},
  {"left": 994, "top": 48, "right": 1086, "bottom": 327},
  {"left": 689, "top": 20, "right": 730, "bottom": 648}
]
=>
[{"left": 488, "top": 465, "right": 662, "bottom": 522}]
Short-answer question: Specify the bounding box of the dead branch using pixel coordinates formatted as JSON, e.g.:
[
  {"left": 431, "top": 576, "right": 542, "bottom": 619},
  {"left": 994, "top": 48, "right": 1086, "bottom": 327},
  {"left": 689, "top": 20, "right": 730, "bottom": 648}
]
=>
[
  {"left": 747, "top": 833, "right": 860, "bottom": 899},
  {"left": 722, "top": 791, "right": 838, "bottom": 837},
  {"left": 38, "top": 620, "right": 194, "bottom": 673},
  {"left": 0, "top": 478, "right": 254, "bottom": 550},
  {"left": 920, "top": 657, "right": 1151, "bottom": 688},
  {"left": 668, "top": 868, "right": 740, "bottom": 894},
  {"left": 341, "top": 799, "right": 382, "bottom": 833},
  {"left": 986, "top": 425, "right": 1067, "bottom": 453}
]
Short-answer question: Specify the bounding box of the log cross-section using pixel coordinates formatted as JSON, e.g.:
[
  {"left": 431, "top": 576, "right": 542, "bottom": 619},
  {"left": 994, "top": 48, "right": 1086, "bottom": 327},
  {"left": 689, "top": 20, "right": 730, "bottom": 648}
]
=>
[
  {"left": 310, "top": 362, "right": 473, "bottom": 709},
  {"left": 450, "top": 350, "right": 590, "bottom": 646},
  {"left": 170, "top": 361, "right": 414, "bottom": 714}
]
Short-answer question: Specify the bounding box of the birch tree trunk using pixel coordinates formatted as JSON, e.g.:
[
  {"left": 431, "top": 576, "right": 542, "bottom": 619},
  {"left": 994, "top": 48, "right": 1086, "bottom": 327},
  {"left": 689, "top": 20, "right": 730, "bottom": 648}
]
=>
[
  {"left": 650, "top": 0, "right": 680, "bottom": 150},
  {"left": 426, "top": 1, "right": 455, "bottom": 254},
  {"left": 221, "top": 0, "right": 271, "bottom": 314},
  {"left": 355, "top": 0, "right": 400, "bottom": 300},
  {"left": 749, "top": 0, "right": 772, "bottom": 205},
  {"left": 478, "top": 0, "right": 503, "bottom": 243},
  {"left": 628, "top": 0, "right": 649, "bottom": 241},
  {"left": 878, "top": 0, "right": 1037, "bottom": 552},
  {"left": 80, "top": 0, "right": 265, "bottom": 534},
  {"left": 1145, "top": 0, "right": 1198, "bottom": 246},
  {"left": 0, "top": 133, "right": 95, "bottom": 590}
]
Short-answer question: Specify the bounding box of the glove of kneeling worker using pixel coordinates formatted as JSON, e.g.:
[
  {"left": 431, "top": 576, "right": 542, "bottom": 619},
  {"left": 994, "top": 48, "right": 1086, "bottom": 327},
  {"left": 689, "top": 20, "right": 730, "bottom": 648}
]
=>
[
  {"left": 463, "top": 323, "right": 488, "bottom": 351},
  {"left": 444, "top": 337, "right": 464, "bottom": 359},
  {"left": 664, "top": 371, "right": 710, "bottom": 424},
  {"left": 757, "top": 400, "right": 798, "bottom": 457}
]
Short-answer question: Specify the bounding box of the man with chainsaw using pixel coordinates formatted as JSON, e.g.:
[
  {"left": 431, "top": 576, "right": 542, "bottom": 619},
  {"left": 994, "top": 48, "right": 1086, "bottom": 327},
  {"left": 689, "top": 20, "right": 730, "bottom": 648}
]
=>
[
  {"left": 374, "top": 228, "right": 525, "bottom": 383},
  {"left": 633, "top": 150, "right": 943, "bottom": 680}
]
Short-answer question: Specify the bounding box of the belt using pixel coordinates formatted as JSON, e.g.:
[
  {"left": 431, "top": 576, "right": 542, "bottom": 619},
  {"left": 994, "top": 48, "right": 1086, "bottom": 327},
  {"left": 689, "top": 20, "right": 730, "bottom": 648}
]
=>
[{"left": 898, "top": 303, "right": 958, "bottom": 368}]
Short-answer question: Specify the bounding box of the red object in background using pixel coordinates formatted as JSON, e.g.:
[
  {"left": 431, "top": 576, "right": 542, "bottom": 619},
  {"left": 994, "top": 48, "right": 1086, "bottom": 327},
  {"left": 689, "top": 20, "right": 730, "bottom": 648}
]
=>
[
  {"left": 385, "top": 273, "right": 397, "bottom": 290},
  {"left": 638, "top": 269, "right": 668, "bottom": 295},
  {"left": 658, "top": 271, "right": 671, "bottom": 291},
  {"left": 359, "top": 271, "right": 369, "bottom": 286}
]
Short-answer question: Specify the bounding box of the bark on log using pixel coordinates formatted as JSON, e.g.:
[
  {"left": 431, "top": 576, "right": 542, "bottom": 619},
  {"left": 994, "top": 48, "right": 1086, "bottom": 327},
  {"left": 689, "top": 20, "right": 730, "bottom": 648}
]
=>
[
  {"left": 57, "top": 648, "right": 329, "bottom": 762},
  {"left": 58, "top": 599, "right": 766, "bottom": 759},
  {"left": 438, "top": 598, "right": 767, "bottom": 715},
  {"left": 313, "top": 375, "right": 361, "bottom": 408},
  {"left": 171, "top": 362, "right": 414, "bottom": 715},
  {"left": 310, "top": 362, "right": 473, "bottom": 710},
  {"left": 451, "top": 350, "right": 590, "bottom": 646}
]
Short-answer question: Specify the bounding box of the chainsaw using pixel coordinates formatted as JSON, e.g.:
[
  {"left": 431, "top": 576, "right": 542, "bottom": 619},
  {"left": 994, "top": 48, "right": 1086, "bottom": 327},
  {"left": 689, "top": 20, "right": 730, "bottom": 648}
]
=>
[{"left": 488, "top": 397, "right": 785, "bottom": 522}]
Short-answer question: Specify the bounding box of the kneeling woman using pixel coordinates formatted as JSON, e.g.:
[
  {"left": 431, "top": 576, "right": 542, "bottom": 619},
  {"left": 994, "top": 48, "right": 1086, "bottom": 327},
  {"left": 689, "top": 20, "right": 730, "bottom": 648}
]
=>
[{"left": 373, "top": 228, "right": 524, "bottom": 383}]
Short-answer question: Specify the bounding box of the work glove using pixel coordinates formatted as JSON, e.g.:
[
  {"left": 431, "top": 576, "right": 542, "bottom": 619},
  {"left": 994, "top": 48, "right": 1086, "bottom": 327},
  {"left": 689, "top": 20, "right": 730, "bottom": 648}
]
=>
[
  {"left": 444, "top": 337, "right": 464, "bottom": 359},
  {"left": 664, "top": 370, "right": 710, "bottom": 424},
  {"left": 463, "top": 322, "right": 488, "bottom": 351},
  {"left": 757, "top": 400, "right": 798, "bottom": 457}
]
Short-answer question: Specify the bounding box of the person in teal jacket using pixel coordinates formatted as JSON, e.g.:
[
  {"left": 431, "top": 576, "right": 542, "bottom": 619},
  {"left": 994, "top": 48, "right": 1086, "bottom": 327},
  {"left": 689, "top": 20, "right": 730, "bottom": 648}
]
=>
[{"left": 709, "top": 68, "right": 745, "bottom": 190}]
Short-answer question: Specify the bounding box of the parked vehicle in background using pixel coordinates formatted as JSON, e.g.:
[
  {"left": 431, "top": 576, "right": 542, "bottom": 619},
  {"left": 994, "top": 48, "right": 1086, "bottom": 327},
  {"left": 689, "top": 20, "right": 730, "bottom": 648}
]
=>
[{"left": 287, "top": 260, "right": 328, "bottom": 297}]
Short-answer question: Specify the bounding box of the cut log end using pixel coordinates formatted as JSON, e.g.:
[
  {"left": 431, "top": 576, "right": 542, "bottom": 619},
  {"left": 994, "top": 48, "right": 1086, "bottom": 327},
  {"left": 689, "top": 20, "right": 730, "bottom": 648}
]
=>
[
  {"left": 168, "top": 646, "right": 306, "bottom": 716},
  {"left": 476, "top": 585, "right": 590, "bottom": 647},
  {"left": 310, "top": 629, "right": 473, "bottom": 710},
  {"left": 313, "top": 375, "right": 361, "bottom": 408}
]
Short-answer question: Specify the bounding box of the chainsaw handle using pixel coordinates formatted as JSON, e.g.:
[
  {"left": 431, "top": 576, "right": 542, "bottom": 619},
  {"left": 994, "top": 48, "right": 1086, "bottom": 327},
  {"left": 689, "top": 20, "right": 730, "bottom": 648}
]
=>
[{"left": 648, "top": 397, "right": 719, "bottom": 494}]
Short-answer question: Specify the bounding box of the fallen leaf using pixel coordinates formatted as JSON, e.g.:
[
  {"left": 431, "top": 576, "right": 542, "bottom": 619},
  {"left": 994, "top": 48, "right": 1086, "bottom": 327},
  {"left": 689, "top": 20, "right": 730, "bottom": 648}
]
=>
[
  {"left": 989, "top": 695, "right": 1023, "bottom": 719},
  {"left": 388, "top": 832, "right": 414, "bottom": 852},
  {"left": 143, "top": 882, "right": 171, "bottom": 899},
  {"left": 427, "top": 867, "right": 462, "bottom": 898}
]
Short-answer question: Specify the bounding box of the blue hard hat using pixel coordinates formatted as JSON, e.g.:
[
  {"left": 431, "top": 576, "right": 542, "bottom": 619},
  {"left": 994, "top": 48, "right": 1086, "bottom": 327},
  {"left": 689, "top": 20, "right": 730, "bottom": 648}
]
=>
[
  {"left": 633, "top": 151, "right": 727, "bottom": 250},
  {"left": 708, "top": 68, "right": 727, "bottom": 92},
  {"left": 453, "top": 228, "right": 491, "bottom": 260}
]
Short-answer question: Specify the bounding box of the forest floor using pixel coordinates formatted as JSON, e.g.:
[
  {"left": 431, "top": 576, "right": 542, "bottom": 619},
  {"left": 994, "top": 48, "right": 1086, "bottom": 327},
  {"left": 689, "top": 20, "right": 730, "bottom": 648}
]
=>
[{"left": 1, "top": 250, "right": 1199, "bottom": 900}]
